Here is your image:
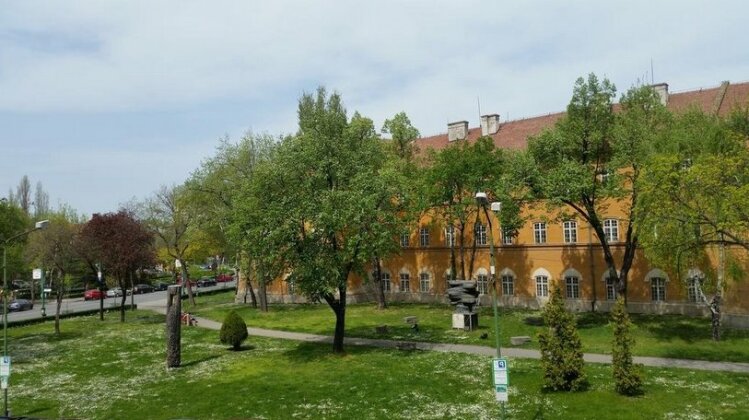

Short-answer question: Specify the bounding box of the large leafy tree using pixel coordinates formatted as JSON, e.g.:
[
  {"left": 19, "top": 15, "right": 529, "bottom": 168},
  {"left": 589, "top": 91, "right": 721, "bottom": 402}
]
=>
[
  {"left": 258, "top": 87, "right": 399, "bottom": 353},
  {"left": 637, "top": 109, "right": 749, "bottom": 340},
  {"left": 140, "top": 185, "right": 198, "bottom": 305},
  {"left": 25, "top": 210, "right": 82, "bottom": 334},
  {"left": 0, "top": 200, "right": 29, "bottom": 281},
  {"left": 190, "top": 133, "right": 281, "bottom": 310},
  {"left": 78, "top": 210, "right": 154, "bottom": 321},
  {"left": 527, "top": 74, "right": 669, "bottom": 299}
]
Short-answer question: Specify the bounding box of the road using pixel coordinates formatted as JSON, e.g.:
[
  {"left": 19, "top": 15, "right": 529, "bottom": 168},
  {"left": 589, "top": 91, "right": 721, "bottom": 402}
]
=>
[{"left": 6, "top": 281, "right": 236, "bottom": 322}]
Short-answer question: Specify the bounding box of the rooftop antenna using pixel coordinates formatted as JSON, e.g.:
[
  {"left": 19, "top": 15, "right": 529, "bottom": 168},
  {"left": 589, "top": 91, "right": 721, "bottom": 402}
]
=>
[
  {"left": 477, "top": 96, "right": 482, "bottom": 122},
  {"left": 651, "top": 58, "right": 655, "bottom": 84}
]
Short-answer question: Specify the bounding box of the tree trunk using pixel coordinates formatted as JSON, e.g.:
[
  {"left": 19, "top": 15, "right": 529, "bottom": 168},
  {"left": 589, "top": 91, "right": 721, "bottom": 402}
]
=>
[
  {"left": 258, "top": 267, "right": 268, "bottom": 312},
  {"left": 324, "top": 284, "right": 347, "bottom": 354},
  {"left": 130, "top": 271, "right": 135, "bottom": 310},
  {"left": 467, "top": 212, "right": 481, "bottom": 280},
  {"left": 458, "top": 222, "right": 466, "bottom": 280},
  {"left": 54, "top": 269, "right": 64, "bottom": 335},
  {"left": 374, "top": 257, "right": 387, "bottom": 310},
  {"left": 710, "top": 296, "right": 722, "bottom": 341},
  {"left": 180, "top": 261, "right": 195, "bottom": 306}
]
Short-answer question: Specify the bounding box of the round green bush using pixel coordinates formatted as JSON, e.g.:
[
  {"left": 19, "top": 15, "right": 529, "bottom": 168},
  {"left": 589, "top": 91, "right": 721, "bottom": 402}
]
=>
[{"left": 219, "top": 310, "right": 248, "bottom": 350}]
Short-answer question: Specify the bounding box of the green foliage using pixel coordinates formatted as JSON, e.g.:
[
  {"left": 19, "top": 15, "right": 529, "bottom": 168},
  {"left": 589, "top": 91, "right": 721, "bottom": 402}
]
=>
[
  {"left": 611, "top": 297, "right": 644, "bottom": 395},
  {"left": 382, "top": 111, "right": 420, "bottom": 161},
  {"left": 538, "top": 285, "right": 587, "bottom": 391},
  {"left": 219, "top": 310, "right": 249, "bottom": 350}
]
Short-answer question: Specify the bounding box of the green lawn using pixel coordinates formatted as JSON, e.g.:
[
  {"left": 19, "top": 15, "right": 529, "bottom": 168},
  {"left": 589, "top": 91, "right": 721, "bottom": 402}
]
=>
[
  {"left": 190, "top": 291, "right": 749, "bottom": 363},
  {"left": 5, "top": 311, "right": 749, "bottom": 419}
]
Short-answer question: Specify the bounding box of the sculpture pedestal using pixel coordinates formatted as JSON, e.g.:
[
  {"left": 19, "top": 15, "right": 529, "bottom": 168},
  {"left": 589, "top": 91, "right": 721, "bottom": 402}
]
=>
[{"left": 452, "top": 312, "right": 478, "bottom": 331}]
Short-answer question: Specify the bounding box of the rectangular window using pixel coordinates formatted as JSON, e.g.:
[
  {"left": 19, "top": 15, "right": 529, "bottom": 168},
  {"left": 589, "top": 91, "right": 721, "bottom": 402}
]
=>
[
  {"left": 445, "top": 225, "right": 455, "bottom": 247},
  {"left": 399, "top": 273, "right": 410, "bottom": 292},
  {"left": 563, "top": 221, "right": 578, "bottom": 244},
  {"left": 288, "top": 280, "right": 296, "bottom": 295},
  {"left": 419, "top": 272, "right": 431, "bottom": 293},
  {"left": 651, "top": 277, "right": 666, "bottom": 302},
  {"left": 400, "top": 232, "right": 409, "bottom": 248},
  {"left": 606, "top": 277, "right": 617, "bottom": 300},
  {"left": 534, "top": 222, "right": 547, "bottom": 244},
  {"left": 475, "top": 223, "right": 487, "bottom": 246},
  {"left": 565, "top": 276, "right": 580, "bottom": 299},
  {"left": 603, "top": 219, "right": 619, "bottom": 243},
  {"left": 419, "top": 227, "right": 429, "bottom": 247},
  {"left": 687, "top": 278, "right": 699, "bottom": 303},
  {"left": 501, "top": 275, "right": 514, "bottom": 296},
  {"left": 501, "top": 228, "right": 514, "bottom": 245},
  {"left": 381, "top": 272, "right": 391, "bottom": 293},
  {"left": 476, "top": 274, "right": 488, "bottom": 295},
  {"left": 535, "top": 275, "right": 549, "bottom": 297}
]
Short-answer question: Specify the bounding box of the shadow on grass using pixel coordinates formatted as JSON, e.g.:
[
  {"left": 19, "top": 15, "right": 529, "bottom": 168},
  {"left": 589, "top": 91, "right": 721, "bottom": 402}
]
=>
[{"left": 180, "top": 354, "right": 222, "bottom": 368}]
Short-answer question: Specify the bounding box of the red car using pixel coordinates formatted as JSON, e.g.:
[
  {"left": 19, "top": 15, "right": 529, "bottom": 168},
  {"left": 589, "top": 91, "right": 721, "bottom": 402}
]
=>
[
  {"left": 84, "top": 289, "right": 105, "bottom": 301},
  {"left": 215, "top": 273, "right": 235, "bottom": 283}
]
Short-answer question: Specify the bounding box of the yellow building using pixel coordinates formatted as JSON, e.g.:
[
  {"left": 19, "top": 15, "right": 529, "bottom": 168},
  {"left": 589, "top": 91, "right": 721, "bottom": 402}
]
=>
[{"left": 260, "top": 81, "right": 749, "bottom": 328}]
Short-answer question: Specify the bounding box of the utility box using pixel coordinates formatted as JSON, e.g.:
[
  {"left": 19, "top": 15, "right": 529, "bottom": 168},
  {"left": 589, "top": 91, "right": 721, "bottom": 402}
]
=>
[{"left": 452, "top": 312, "right": 478, "bottom": 331}]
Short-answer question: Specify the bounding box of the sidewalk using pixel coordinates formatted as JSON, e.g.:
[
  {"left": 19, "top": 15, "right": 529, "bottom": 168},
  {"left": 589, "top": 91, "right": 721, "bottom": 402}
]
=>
[{"left": 144, "top": 298, "right": 749, "bottom": 374}]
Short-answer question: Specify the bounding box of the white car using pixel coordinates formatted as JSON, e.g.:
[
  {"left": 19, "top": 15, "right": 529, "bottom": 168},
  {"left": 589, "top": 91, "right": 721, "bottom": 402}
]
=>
[{"left": 106, "top": 287, "right": 123, "bottom": 297}]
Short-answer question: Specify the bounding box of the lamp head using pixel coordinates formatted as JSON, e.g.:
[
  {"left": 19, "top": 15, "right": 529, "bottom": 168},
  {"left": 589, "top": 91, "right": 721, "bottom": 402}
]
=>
[
  {"left": 475, "top": 192, "right": 488, "bottom": 205},
  {"left": 35, "top": 220, "right": 50, "bottom": 230},
  {"left": 490, "top": 202, "right": 502, "bottom": 212}
]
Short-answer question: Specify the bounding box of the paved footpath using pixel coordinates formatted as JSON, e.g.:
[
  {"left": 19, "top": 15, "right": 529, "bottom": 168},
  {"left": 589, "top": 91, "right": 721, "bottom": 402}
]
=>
[{"left": 139, "top": 301, "right": 749, "bottom": 374}]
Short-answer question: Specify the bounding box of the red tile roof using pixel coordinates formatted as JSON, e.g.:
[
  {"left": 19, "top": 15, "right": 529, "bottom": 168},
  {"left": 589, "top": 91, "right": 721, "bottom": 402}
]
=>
[{"left": 415, "top": 81, "right": 749, "bottom": 153}]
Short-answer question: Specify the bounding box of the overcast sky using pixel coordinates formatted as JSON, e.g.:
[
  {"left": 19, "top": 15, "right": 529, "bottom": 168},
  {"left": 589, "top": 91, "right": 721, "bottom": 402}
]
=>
[{"left": 2, "top": 1, "right": 748, "bottom": 217}]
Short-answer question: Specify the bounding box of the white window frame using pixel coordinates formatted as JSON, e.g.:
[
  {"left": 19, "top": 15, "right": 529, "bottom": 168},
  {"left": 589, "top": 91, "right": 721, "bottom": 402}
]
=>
[
  {"left": 501, "top": 274, "right": 514, "bottom": 296},
  {"left": 605, "top": 277, "right": 617, "bottom": 301},
  {"left": 563, "top": 220, "right": 578, "bottom": 244},
  {"left": 687, "top": 277, "right": 700, "bottom": 303},
  {"left": 534, "top": 222, "right": 547, "bottom": 244},
  {"left": 476, "top": 272, "right": 489, "bottom": 295},
  {"left": 419, "top": 227, "right": 429, "bottom": 247},
  {"left": 535, "top": 275, "right": 549, "bottom": 297},
  {"left": 445, "top": 225, "right": 455, "bottom": 247},
  {"left": 501, "top": 228, "right": 514, "bottom": 245},
  {"left": 400, "top": 232, "right": 409, "bottom": 248},
  {"left": 651, "top": 277, "right": 666, "bottom": 302},
  {"left": 603, "top": 219, "right": 619, "bottom": 243},
  {"left": 381, "top": 272, "right": 391, "bottom": 293},
  {"left": 475, "top": 222, "right": 487, "bottom": 246},
  {"left": 419, "top": 272, "right": 431, "bottom": 293},
  {"left": 399, "top": 272, "right": 410, "bottom": 292},
  {"left": 565, "top": 276, "right": 580, "bottom": 299}
]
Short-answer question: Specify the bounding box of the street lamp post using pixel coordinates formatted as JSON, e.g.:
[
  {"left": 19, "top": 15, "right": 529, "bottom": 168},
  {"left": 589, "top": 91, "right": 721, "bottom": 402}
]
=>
[
  {"left": 475, "top": 192, "right": 502, "bottom": 358},
  {"left": 2, "top": 219, "right": 49, "bottom": 418}
]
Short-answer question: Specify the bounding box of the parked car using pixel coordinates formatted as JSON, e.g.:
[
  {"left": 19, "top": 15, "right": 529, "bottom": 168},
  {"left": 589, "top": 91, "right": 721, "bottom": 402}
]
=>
[
  {"left": 196, "top": 278, "right": 217, "bottom": 288},
  {"left": 9, "top": 299, "right": 33, "bottom": 312},
  {"left": 176, "top": 278, "right": 197, "bottom": 288},
  {"left": 132, "top": 284, "right": 154, "bottom": 294},
  {"left": 106, "top": 287, "right": 123, "bottom": 298},
  {"left": 153, "top": 282, "right": 170, "bottom": 291},
  {"left": 215, "top": 273, "right": 234, "bottom": 283},
  {"left": 84, "top": 289, "right": 106, "bottom": 301}
]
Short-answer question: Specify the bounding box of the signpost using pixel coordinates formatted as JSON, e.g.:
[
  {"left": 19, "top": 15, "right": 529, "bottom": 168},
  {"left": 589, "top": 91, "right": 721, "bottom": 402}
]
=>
[
  {"left": 0, "top": 357, "right": 10, "bottom": 390},
  {"left": 493, "top": 358, "right": 509, "bottom": 411},
  {"left": 33, "top": 268, "right": 45, "bottom": 317}
]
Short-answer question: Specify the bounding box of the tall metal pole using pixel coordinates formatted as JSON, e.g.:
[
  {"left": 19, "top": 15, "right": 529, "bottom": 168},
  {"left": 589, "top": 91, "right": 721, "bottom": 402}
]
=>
[
  {"left": 483, "top": 205, "right": 501, "bottom": 358},
  {"left": 3, "top": 245, "right": 8, "bottom": 417}
]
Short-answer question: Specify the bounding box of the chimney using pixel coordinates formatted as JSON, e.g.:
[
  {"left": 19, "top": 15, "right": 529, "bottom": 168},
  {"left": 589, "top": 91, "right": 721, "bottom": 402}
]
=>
[
  {"left": 447, "top": 120, "right": 468, "bottom": 142},
  {"left": 652, "top": 83, "right": 669, "bottom": 105},
  {"left": 480, "top": 114, "right": 500, "bottom": 136}
]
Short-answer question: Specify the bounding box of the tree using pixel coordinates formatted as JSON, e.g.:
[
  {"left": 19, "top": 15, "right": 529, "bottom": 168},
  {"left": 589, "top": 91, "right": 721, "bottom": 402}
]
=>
[
  {"left": 140, "top": 185, "right": 197, "bottom": 306},
  {"left": 15, "top": 175, "right": 32, "bottom": 216},
  {"left": 78, "top": 211, "right": 154, "bottom": 321},
  {"left": 382, "top": 111, "right": 420, "bottom": 161},
  {"left": 219, "top": 310, "right": 248, "bottom": 350},
  {"left": 33, "top": 181, "right": 50, "bottom": 219},
  {"left": 0, "top": 199, "right": 30, "bottom": 281},
  {"left": 25, "top": 210, "right": 81, "bottom": 334},
  {"left": 527, "top": 75, "right": 670, "bottom": 299},
  {"left": 538, "top": 284, "right": 587, "bottom": 391},
  {"left": 637, "top": 109, "right": 748, "bottom": 340},
  {"left": 611, "top": 297, "right": 643, "bottom": 395},
  {"left": 255, "top": 87, "right": 399, "bottom": 353}
]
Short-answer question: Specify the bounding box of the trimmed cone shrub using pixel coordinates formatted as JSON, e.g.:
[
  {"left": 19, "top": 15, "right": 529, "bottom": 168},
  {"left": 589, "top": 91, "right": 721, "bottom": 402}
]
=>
[
  {"left": 538, "top": 284, "right": 588, "bottom": 391},
  {"left": 611, "top": 297, "right": 643, "bottom": 395},
  {"left": 220, "top": 310, "right": 248, "bottom": 350}
]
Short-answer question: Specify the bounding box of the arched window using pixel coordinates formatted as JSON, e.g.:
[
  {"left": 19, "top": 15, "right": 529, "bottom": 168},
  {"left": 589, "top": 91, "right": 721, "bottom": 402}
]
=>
[
  {"left": 419, "top": 271, "right": 431, "bottom": 293},
  {"left": 500, "top": 268, "right": 516, "bottom": 296},
  {"left": 687, "top": 268, "right": 705, "bottom": 303},
  {"left": 475, "top": 268, "right": 489, "bottom": 295},
  {"left": 399, "top": 269, "right": 411, "bottom": 293},
  {"left": 645, "top": 268, "right": 669, "bottom": 302},
  {"left": 563, "top": 268, "right": 583, "bottom": 299},
  {"left": 533, "top": 268, "right": 551, "bottom": 297},
  {"left": 372, "top": 270, "right": 392, "bottom": 293},
  {"left": 602, "top": 270, "right": 619, "bottom": 301}
]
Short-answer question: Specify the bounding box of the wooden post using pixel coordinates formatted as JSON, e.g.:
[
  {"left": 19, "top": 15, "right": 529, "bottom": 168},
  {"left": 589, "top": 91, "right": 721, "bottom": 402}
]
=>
[{"left": 166, "top": 285, "right": 182, "bottom": 368}]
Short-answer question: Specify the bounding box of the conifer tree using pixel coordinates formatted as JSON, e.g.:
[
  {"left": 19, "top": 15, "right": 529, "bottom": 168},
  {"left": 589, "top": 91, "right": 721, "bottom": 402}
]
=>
[
  {"left": 538, "top": 284, "right": 587, "bottom": 391},
  {"left": 611, "top": 297, "right": 643, "bottom": 395}
]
